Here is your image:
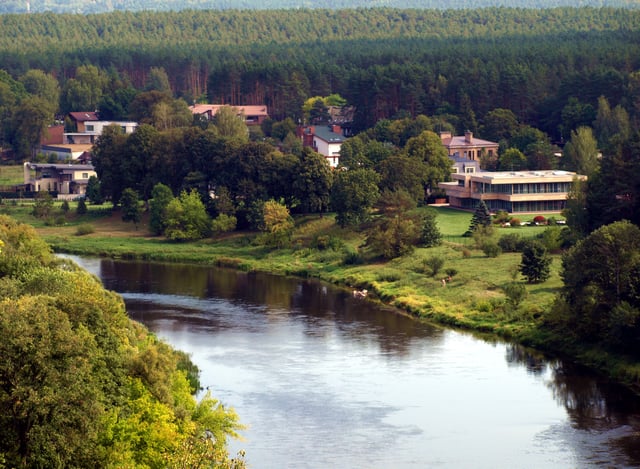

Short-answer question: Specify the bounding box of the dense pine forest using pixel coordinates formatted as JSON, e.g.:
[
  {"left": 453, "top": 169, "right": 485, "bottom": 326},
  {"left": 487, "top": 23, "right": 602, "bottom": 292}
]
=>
[
  {"left": 0, "top": 8, "right": 639, "bottom": 139},
  {"left": 1, "top": 0, "right": 639, "bottom": 14}
]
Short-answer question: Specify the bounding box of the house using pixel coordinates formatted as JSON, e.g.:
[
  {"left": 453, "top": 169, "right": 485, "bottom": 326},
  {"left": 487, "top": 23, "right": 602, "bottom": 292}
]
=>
[
  {"left": 40, "top": 144, "right": 94, "bottom": 162},
  {"left": 189, "top": 104, "right": 269, "bottom": 126},
  {"left": 298, "top": 124, "right": 346, "bottom": 168},
  {"left": 440, "top": 131, "right": 499, "bottom": 163},
  {"left": 39, "top": 113, "right": 137, "bottom": 161},
  {"left": 438, "top": 169, "right": 587, "bottom": 214},
  {"left": 64, "top": 114, "right": 138, "bottom": 145},
  {"left": 23, "top": 162, "right": 96, "bottom": 199}
]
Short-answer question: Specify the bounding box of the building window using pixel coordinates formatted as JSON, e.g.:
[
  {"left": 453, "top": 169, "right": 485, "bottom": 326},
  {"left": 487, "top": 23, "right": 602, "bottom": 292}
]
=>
[
  {"left": 465, "top": 167, "right": 475, "bottom": 173},
  {"left": 86, "top": 125, "right": 94, "bottom": 131},
  {"left": 82, "top": 173, "right": 89, "bottom": 179}
]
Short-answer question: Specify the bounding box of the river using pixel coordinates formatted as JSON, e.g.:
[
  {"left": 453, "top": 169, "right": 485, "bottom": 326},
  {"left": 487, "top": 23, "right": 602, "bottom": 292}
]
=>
[{"left": 67, "top": 255, "right": 640, "bottom": 468}]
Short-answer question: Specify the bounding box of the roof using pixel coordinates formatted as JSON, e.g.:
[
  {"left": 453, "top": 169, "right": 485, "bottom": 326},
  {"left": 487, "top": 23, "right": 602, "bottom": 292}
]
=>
[
  {"left": 68, "top": 112, "right": 99, "bottom": 122},
  {"left": 454, "top": 169, "right": 585, "bottom": 182},
  {"left": 313, "top": 126, "right": 346, "bottom": 144},
  {"left": 26, "top": 162, "right": 95, "bottom": 173},
  {"left": 442, "top": 135, "right": 499, "bottom": 148},
  {"left": 189, "top": 104, "right": 268, "bottom": 117},
  {"left": 41, "top": 144, "right": 94, "bottom": 154}
]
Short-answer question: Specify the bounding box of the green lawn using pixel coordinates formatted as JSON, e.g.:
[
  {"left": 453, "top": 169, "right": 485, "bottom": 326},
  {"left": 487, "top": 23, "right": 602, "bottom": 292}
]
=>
[{"left": 0, "top": 165, "right": 24, "bottom": 187}]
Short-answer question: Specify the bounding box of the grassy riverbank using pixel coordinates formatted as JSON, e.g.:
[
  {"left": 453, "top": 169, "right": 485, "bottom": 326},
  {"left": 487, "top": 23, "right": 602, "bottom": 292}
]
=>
[{"left": 4, "top": 199, "right": 639, "bottom": 390}]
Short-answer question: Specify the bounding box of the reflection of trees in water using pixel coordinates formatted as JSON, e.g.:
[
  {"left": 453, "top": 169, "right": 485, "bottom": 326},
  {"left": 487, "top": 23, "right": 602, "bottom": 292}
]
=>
[
  {"left": 504, "top": 344, "right": 549, "bottom": 375},
  {"left": 505, "top": 344, "right": 640, "bottom": 430},
  {"left": 289, "top": 280, "right": 445, "bottom": 358}
]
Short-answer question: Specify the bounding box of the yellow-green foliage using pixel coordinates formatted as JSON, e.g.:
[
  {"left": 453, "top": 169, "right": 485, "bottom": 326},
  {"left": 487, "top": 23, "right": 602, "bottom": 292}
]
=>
[{"left": 0, "top": 215, "right": 244, "bottom": 468}]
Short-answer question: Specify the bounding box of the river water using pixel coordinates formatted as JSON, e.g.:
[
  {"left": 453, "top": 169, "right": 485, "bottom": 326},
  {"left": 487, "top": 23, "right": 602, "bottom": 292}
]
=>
[{"left": 67, "top": 256, "right": 640, "bottom": 468}]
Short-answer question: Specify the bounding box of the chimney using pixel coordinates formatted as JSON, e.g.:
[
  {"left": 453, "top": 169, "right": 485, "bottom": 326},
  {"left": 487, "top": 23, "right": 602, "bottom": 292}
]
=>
[
  {"left": 331, "top": 124, "right": 342, "bottom": 134},
  {"left": 439, "top": 131, "right": 452, "bottom": 141},
  {"left": 465, "top": 130, "right": 473, "bottom": 143}
]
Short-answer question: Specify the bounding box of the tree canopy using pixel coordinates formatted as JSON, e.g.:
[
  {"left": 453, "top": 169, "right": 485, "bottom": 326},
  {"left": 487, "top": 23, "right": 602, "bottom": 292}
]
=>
[{"left": 0, "top": 215, "right": 244, "bottom": 467}]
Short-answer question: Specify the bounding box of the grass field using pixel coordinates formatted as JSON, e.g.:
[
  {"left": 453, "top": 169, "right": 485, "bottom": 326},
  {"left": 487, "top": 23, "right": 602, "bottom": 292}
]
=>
[{"left": 0, "top": 165, "right": 24, "bottom": 187}]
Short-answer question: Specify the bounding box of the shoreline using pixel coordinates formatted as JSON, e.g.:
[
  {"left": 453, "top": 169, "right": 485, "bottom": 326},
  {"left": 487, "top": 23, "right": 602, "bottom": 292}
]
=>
[{"left": 47, "top": 231, "right": 640, "bottom": 396}]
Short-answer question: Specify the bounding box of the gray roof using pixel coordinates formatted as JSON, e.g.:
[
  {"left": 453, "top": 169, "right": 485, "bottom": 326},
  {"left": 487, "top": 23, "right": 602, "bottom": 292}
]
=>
[{"left": 313, "top": 126, "right": 346, "bottom": 143}]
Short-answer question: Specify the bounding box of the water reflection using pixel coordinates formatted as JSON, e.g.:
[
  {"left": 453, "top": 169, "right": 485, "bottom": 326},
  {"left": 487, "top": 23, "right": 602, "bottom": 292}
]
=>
[{"left": 65, "top": 256, "right": 640, "bottom": 468}]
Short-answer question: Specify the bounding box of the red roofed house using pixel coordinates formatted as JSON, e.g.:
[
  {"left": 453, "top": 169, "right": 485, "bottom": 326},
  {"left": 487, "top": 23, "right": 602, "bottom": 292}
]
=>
[{"left": 189, "top": 104, "right": 269, "bottom": 126}]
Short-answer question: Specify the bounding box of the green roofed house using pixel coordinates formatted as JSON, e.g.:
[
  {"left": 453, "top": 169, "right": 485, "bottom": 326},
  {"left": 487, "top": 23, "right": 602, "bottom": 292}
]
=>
[{"left": 438, "top": 169, "right": 587, "bottom": 214}]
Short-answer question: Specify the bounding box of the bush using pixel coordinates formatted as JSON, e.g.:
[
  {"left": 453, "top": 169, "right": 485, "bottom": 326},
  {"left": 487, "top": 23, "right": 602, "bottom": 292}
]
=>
[
  {"left": 445, "top": 268, "right": 458, "bottom": 278},
  {"left": 509, "top": 217, "right": 521, "bottom": 226},
  {"left": 211, "top": 214, "right": 237, "bottom": 235},
  {"left": 422, "top": 255, "right": 445, "bottom": 277},
  {"left": 343, "top": 249, "right": 363, "bottom": 265},
  {"left": 498, "top": 233, "right": 523, "bottom": 252},
  {"left": 75, "top": 223, "right": 95, "bottom": 236},
  {"left": 461, "top": 248, "right": 471, "bottom": 258},
  {"left": 493, "top": 210, "right": 510, "bottom": 224},
  {"left": 482, "top": 241, "right": 502, "bottom": 258},
  {"left": 504, "top": 282, "right": 528, "bottom": 309},
  {"left": 312, "top": 235, "right": 343, "bottom": 251},
  {"left": 533, "top": 215, "right": 546, "bottom": 225}
]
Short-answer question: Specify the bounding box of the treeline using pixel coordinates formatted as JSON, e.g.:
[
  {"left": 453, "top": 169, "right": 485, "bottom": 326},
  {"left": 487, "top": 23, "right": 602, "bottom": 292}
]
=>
[
  {"left": 2, "top": 0, "right": 639, "bottom": 14},
  {"left": 0, "top": 8, "right": 638, "bottom": 139},
  {"left": 0, "top": 215, "right": 245, "bottom": 467}
]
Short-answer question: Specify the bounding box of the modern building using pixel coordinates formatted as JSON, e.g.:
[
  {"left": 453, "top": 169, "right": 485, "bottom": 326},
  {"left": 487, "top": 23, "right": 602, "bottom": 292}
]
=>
[
  {"left": 438, "top": 169, "right": 586, "bottom": 213},
  {"left": 23, "top": 162, "right": 96, "bottom": 199}
]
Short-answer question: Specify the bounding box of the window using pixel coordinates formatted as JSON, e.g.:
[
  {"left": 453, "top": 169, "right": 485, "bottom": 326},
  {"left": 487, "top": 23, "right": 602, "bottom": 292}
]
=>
[
  {"left": 82, "top": 173, "right": 89, "bottom": 179},
  {"left": 86, "top": 125, "right": 94, "bottom": 131},
  {"left": 465, "top": 167, "right": 475, "bottom": 173}
]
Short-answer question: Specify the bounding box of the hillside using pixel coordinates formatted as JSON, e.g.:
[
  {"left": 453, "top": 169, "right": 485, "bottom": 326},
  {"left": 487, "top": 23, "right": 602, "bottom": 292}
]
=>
[{"left": 2, "top": 0, "right": 639, "bottom": 13}]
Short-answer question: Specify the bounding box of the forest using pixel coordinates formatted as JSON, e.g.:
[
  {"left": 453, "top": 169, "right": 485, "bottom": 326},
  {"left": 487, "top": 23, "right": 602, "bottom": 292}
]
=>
[
  {"left": 0, "top": 7, "right": 638, "bottom": 140},
  {"left": 0, "top": 6, "right": 639, "bottom": 461},
  {"left": 2, "top": 0, "right": 639, "bottom": 14}
]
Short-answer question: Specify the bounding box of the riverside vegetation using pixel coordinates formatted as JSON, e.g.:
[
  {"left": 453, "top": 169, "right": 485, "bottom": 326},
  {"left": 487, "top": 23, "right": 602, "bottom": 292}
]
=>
[
  {"left": 3, "top": 195, "right": 640, "bottom": 395},
  {"left": 0, "top": 213, "right": 246, "bottom": 468}
]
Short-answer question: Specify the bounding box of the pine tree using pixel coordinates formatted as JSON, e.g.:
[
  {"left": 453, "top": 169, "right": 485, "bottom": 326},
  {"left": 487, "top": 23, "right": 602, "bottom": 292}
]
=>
[
  {"left": 519, "top": 241, "right": 552, "bottom": 284},
  {"left": 421, "top": 209, "right": 442, "bottom": 247},
  {"left": 468, "top": 200, "right": 492, "bottom": 232}
]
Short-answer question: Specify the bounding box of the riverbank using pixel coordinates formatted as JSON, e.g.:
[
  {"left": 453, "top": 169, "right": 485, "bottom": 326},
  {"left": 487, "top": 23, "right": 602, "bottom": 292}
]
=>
[{"left": 6, "top": 201, "right": 639, "bottom": 392}]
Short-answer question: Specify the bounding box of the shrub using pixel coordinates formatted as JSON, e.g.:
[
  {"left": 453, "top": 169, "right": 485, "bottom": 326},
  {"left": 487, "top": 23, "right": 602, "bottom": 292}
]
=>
[
  {"left": 422, "top": 255, "right": 445, "bottom": 277},
  {"left": 504, "top": 282, "right": 528, "bottom": 309},
  {"left": 482, "top": 241, "right": 502, "bottom": 258},
  {"left": 312, "top": 235, "right": 343, "bottom": 251},
  {"left": 211, "top": 214, "right": 237, "bottom": 235},
  {"left": 498, "top": 233, "right": 523, "bottom": 252},
  {"left": 75, "top": 223, "right": 95, "bottom": 236},
  {"left": 445, "top": 268, "right": 458, "bottom": 278},
  {"left": 60, "top": 200, "right": 70, "bottom": 213},
  {"left": 493, "top": 210, "right": 510, "bottom": 224},
  {"left": 462, "top": 248, "right": 471, "bottom": 258},
  {"left": 509, "top": 217, "right": 521, "bottom": 226},
  {"left": 533, "top": 215, "right": 546, "bottom": 225},
  {"left": 343, "top": 249, "right": 363, "bottom": 265}
]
